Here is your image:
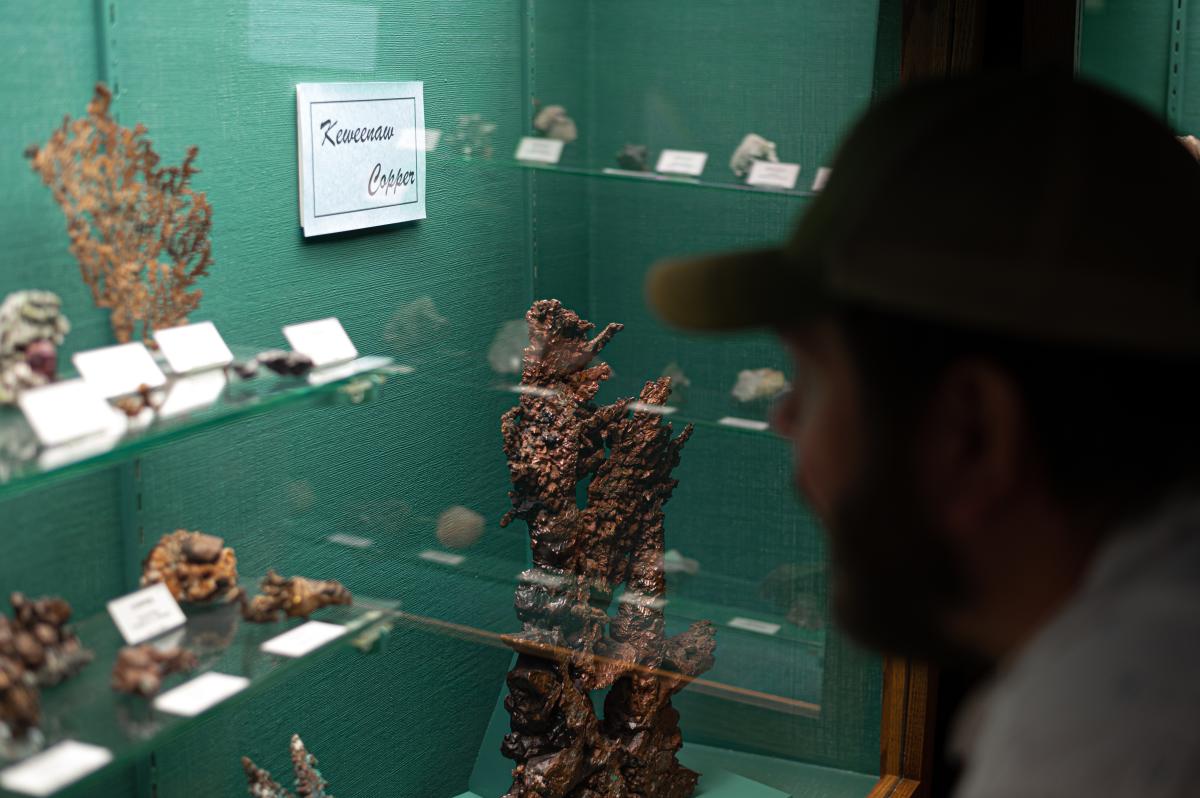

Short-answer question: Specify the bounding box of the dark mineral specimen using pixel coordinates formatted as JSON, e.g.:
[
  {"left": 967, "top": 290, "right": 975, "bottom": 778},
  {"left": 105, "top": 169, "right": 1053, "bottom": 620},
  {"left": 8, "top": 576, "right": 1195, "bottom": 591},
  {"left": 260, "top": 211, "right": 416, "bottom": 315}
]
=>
[
  {"left": 0, "top": 593, "right": 93, "bottom": 739},
  {"left": 240, "top": 571, "right": 352, "bottom": 623},
  {"left": 111, "top": 644, "right": 198, "bottom": 697},
  {"left": 256, "top": 350, "right": 314, "bottom": 377},
  {"left": 499, "top": 300, "right": 715, "bottom": 798},
  {"left": 615, "top": 144, "right": 649, "bottom": 172},
  {"left": 242, "top": 734, "right": 334, "bottom": 798},
  {"left": 141, "top": 530, "right": 242, "bottom": 604}
]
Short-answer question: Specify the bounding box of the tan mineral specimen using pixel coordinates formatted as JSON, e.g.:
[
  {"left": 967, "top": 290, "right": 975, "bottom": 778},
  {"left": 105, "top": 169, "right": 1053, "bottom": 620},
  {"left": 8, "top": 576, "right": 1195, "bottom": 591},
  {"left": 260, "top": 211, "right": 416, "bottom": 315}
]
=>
[
  {"left": 240, "top": 570, "right": 352, "bottom": 623},
  {"left": 111, "top": 644, "right": 197, "bottom": 697},
  {"left": 141, "top": 530, "right": 241, "bottom": 604}
]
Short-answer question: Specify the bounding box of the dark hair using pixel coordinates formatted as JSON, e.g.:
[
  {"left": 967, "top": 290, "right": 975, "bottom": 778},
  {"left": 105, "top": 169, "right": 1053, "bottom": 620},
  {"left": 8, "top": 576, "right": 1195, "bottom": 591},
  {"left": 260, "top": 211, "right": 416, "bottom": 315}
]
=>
[{"left": 836, "top": 302, "right": 1200, "bottom": 525}]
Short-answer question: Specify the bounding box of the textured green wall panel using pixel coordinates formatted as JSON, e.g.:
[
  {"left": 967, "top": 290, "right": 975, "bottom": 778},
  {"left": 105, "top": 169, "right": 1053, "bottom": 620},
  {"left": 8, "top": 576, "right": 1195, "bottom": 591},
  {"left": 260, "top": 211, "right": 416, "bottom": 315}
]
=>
[{"left": 1079, "top": 0, "right": 1174, "bottom": 118}]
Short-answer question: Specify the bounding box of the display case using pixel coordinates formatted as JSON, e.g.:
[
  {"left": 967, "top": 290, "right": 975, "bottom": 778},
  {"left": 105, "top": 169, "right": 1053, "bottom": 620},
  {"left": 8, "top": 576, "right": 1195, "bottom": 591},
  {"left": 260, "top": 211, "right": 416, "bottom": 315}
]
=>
[{"left": 0, "top": 2, "right": 926, "bottom": 796}]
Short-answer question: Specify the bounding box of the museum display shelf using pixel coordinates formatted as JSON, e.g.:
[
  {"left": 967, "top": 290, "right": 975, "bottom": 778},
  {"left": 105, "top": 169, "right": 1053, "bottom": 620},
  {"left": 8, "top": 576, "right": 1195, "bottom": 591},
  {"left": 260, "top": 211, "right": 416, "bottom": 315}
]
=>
[
  {"left": 441, "top": 154, "right": 820, "bottom": 199},
  {"left": 0, "top": 587, "right": 397, "bottom": 798},
  {"left": 0, "top": 355, "right": 399, "bottom": 501}
]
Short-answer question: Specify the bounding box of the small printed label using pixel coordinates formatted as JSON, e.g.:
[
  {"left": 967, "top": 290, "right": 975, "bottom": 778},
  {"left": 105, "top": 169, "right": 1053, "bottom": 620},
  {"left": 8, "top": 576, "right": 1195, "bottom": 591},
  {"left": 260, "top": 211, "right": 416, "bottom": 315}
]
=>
[
  {"left": 746, "top": 160, "right": 802, "bottom": 190},
  {"left": 718, "top": 416, "right": 770, "bottom": 432},
  {"left": 261, "top": 621, "right": 347, "bottom": 658},
  {"left": 72, "top": 342, "right": 168, "bottom": 399},
  {"left": 19, "top": 379, "right": 124, "bottom": 447},
  {"left": 515, "top": 137, "right": 564, "bottom": 164},
  {"left": 154, "top": 672, "right": 250, "bottom": 717},
  {"left": 812, "top": 166, "right": 832, "bottom": 191},
  {"left": 655, "top": 149, "right": 708, "bottom": 176},
  {"left": 283, "top": 317, "right": 359, "bottom": 368},
  {"left": 327, "top": 533, "right": 373, "bottom": 549},
  {"left": 0, "top": 741, "right": 113, "bottom": 796},
  {"left": 153, "top": 321, "right": 234, "bottom": 374},
  {"left": 420, "top": 550, "right": 465, "bottom": 566},
  {"left": 107, "top": 583, "right": 187, "bottom": 646},
  {"left": 728, "top": 617, "right": 782, "bottom": 636},
  {"left": 157, "top": 370, "right": 228, "bottom": 419}
]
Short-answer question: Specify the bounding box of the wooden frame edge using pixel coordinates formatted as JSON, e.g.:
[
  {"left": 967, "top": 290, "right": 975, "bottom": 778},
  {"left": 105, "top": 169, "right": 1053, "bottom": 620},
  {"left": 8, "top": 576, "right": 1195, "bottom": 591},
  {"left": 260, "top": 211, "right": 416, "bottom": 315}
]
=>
[{"left": 869, "top": 656, "right": 938, "bottom": 798}]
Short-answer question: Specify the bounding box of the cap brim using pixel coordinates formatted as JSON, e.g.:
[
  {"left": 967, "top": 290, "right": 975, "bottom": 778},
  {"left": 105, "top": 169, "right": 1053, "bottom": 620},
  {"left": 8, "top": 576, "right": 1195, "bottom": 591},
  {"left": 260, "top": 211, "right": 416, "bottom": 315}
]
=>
[{"left": 645, "top": 247, "right": 829, "bottom": 331}]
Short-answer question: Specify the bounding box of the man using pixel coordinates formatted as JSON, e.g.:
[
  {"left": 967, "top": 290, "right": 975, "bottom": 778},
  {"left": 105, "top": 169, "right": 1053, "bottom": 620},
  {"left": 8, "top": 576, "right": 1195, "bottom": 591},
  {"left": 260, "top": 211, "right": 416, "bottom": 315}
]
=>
[{"left": 646, "top": 74, "right": 1200, "bottom": 797}]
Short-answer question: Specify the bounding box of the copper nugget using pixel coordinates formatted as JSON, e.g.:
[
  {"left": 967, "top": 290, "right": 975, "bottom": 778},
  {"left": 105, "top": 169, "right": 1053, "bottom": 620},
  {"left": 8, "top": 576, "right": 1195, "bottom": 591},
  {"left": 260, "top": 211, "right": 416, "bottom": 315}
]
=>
[{"left": 240, "top": 571, "right": 351, "bottom": 623}]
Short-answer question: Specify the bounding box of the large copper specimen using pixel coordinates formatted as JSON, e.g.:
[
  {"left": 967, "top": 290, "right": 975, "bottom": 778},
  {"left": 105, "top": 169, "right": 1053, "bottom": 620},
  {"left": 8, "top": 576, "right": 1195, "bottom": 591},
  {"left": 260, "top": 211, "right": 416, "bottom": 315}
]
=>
[{"left": 499, "top": 300, "right": 715, "bottom": 798}]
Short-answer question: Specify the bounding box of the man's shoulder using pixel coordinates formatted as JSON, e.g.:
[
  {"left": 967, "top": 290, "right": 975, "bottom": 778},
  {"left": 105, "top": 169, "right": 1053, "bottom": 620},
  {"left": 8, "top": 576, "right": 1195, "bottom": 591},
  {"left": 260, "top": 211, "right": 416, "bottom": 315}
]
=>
[{"left": 955, "top": 573, "right": 1200, "bottom": 797}]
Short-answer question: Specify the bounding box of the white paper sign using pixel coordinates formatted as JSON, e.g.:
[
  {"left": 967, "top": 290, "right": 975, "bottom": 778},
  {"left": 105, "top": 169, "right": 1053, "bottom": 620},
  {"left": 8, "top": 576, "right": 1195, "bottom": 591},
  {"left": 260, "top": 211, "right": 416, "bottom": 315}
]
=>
[
  {"left": 655, "top": 149, "right": 708, "bottom": 176},
  {"left": 515, "top": 137, "right": 564, "bottom": 164},
  {"left": 107, "top": 583, "right": 187, "bottom": 646},
  {"left": 718, "top": 416, "right": 770, "bottom": 432},
  {"left": 261, "top": 621, "right": 347, "bottom": 658},
  {"left": 157, "top": 369, "right": 228, "bottom": 418},
  {"left": 812, "top": 166, "right": 832, "bottom": 191},
  {"left": 154, "top": 672, "right": 249, "bottom": 717},
  {"left": 728, "top": 617, "right": 782, "bottom": 636},
  {"left": 747, "top": 160, "right": 802, "bottom": 190},
  {"left": 297, "top": 81, "right": 427, "bottom": 237},
  {"left": 153, "top": 321, "right": 234, "bottom": 374},
  {"left": 18, "top": 379, "right": 122, "bottom": 447},
  {"left": 283, "top": 317, "right": 358, "bottom": 367},
  {"left": 72, "top": 343, "right": 167, "bottom": 399},
  {"left": 420, "top": 550, "right": 465, "bottom": 566},
  {"left": 0, "top": 741, "right": 113, "bottom": 796}
]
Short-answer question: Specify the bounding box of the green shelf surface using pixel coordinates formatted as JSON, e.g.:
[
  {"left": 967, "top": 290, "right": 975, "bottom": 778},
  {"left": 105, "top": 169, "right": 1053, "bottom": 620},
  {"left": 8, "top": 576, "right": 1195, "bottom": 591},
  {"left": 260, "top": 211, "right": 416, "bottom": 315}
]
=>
[
  {"left": 440, "top": 154, "right": 821, "bottom": 199},
  {"left": 0, "top": 356, "right": 399, "bottom": 502},
  {"left": 0, "top": 588, "right": 396, "bottom": 798}
]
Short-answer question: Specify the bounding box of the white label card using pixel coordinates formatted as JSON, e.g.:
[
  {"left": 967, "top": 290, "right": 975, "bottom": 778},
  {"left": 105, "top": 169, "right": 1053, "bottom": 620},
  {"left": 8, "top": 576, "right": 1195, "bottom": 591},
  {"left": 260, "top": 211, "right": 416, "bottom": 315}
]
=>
[
  {"left": 154, "top": 672, "right": 249, "bottom": 717},
  {"left": 420, "top": 550, "right": 465, "bottom": 566},
  {"left": 107, "top": 583, "right": 187, "bottom": 646},
  {"left": 812, "top": 166, "right": 832, "bottom": 191},
  {"left": 153, "top": 321, "right": 234, "bottom": 374},
  {"left": 261, "top": 621, "right": 347, "bottom": 658},
  {"left": 283, "top": 317, "right": 358, "bottom": 367},
  {"left": 718, "top": 416, "right": 770, "bottom": 432},
  {"left": 297, "top": 81, "right": 427, "bottom": 237},
  {"left": 0, "top": 741, "right": 113, "bottom": 796},
  {"left": 747, "top": 161, "right": 802, "bottom": 190},
  {"left": 515, "top": 137, "right": 564, "bottom": 164},
  {"left": 327, "top": 532, "right": 373, "bottom": 549},
  {"left": 655, "top": 149, "right": 708, "bottom": 176},
  {"left": 72, "top": 342, "right": 167, "bottom": 399},
  {"left": 157, "top": 370, "right": 228, "bottom": 419},
  {"left": 728, "top": 617, "right": 782, "bottom": 636},
  {"left": 18, "top": 379, "right": 123, "bottom": 447}
]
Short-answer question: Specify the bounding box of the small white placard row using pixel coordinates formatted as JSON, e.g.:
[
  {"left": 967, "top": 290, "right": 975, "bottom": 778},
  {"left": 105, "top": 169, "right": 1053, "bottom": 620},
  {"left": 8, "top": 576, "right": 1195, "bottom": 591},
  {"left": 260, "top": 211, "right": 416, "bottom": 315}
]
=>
[
  {"left": 0, "top": 741, "right": 113, "bottom": 796},
  {"left": 153, "top": 671, "right": 249, "bottom": 717},
  {"left": 515, "top": 137, "right": 565, "bottom": 164},
  {"left": 261, "top": 620, "right": 347, "bottom": 658},
  {"left": 746, "top": 160, "right": 803, "bottom": 190},
  {"left": 655, "top": 149, "right": 709, "bottom": 176},
  {"left": 18, "top": 317, "right": 359, "bottom": 448}
]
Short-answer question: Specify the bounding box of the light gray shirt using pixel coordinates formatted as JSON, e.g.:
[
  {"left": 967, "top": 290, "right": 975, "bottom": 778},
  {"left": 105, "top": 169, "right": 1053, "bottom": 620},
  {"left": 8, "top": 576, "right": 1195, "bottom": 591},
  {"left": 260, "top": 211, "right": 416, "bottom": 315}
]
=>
[{"left": 953, "top": 498, "right": 1200, "bottom": 798}]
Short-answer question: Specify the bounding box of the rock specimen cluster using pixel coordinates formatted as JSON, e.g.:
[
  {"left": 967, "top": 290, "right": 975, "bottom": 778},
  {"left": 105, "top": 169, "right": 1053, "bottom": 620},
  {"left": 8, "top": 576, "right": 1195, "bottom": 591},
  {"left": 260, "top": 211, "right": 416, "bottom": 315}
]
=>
[
  {"left": 0, "top": 290, "right": 70, "bottom": 404},
  {"left": 0, "top": 594, "right": 93, "bottom": 739},
  {"left": 533, "top": 105, "right": 578, "bottom": 143},
  {"left": 111, "top": 644, "right": 197, "bottom": 697},
  {"left": 243, "top": 734, "right": 334, "bottom": 798},
  {"left": 499, "top": 300, "right": 716, "bottom": 798},
  {"left": 142, "top": 530, "right": 242, "bottom": 604},
  {"left": 240, "top": 571, "right": 352, "bottom": 623},
  {"left": 729, "top": 133, "right": 779, "bottom": 177}
]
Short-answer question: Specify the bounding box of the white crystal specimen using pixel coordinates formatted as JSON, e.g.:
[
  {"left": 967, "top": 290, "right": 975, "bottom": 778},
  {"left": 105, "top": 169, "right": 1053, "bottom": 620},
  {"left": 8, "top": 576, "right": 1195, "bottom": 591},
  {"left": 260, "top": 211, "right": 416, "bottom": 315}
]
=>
[
  {"left": 729, "top": 133, "right": 779, "bottom": 177},
  {"left": 731, "top": 367, "right": 789, "bottom": 403},
  {"left": 533, "top": 105, "right": 578, "bottom": 143}
]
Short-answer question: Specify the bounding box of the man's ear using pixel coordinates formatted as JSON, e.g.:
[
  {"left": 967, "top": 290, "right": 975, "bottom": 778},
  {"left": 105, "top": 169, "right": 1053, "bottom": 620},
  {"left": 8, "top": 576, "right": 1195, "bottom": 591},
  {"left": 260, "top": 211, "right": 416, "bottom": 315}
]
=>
[{"left": 916, "top": 360, "right": 1028, "bottom": 538}]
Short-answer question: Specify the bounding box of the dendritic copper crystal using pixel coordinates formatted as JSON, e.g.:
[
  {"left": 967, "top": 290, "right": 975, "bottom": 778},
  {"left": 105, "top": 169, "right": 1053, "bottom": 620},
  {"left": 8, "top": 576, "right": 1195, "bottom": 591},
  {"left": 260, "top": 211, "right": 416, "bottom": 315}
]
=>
[
  {"left": 242, "top": 734, "right": 334, "bottom": 798},
  {"left": 499, "top": 300, "right": 716, "bottom": 798}
]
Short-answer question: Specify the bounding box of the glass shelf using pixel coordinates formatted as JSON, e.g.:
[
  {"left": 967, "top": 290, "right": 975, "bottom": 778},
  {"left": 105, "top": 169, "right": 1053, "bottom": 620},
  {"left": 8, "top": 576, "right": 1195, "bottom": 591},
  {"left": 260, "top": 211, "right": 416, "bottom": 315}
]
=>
[
  {"left": 439, "top": 154, "right": 820, "bottom": 199},
  {"left": 0, "top": 356, "right": 399, "bottom": 502},
  {"left": 0, "top": 586, "right": 397, "bottom": 798}
]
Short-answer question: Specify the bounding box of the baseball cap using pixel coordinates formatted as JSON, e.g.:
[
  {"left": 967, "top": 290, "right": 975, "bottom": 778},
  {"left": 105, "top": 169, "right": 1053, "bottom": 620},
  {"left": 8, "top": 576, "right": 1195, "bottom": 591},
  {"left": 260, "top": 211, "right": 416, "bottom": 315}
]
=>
[{"left": 646, "top": 73, "right": 1200, "bottom": 354}]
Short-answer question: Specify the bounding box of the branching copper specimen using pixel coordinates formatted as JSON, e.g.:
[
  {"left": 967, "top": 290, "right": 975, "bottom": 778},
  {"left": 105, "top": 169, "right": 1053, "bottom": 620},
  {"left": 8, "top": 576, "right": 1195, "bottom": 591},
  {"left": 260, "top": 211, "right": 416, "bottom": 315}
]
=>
[
  {"left": 0, "top": 290, "right": 70, "bottom": 404},
  {"left": 26, "top": 83, "right": 213, "bottom": 344},
  {"left": 240, "top": 570, "right": 351, "bottom": 623},
  {"left": 0, "top": 593, "right": 93, "bottom": 740},
  {"left": 242, "top": 734, "right": 335, "bottom": 798},
  {"left": 499, "top": 300, "right": 715, "bottom": 798},
  {"left": 141, "top": 530, "right": 242, "bottom": 604},
  {"left": 111, "top": 644, "right": 197, "bottom": 697}
]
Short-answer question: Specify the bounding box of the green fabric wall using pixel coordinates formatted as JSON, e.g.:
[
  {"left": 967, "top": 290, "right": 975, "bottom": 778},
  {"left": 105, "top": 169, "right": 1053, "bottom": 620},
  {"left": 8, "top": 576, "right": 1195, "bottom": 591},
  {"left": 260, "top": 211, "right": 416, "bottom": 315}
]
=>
[{"left": 1, "top": 1, "right": 886, "bottom": 795}]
